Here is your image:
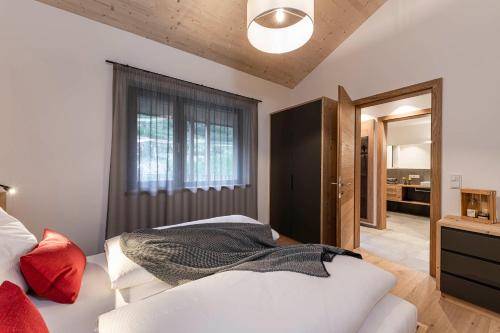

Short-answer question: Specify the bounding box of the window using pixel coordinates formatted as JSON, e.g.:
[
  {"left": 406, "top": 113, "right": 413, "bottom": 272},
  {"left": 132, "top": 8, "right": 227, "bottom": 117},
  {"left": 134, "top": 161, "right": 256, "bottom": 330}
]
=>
[
  {"left": 129, "top": 89, "right": 242, "bottom": 191},
  {"left": 108, "top": 63, "right": 258, "bottom": 236}
]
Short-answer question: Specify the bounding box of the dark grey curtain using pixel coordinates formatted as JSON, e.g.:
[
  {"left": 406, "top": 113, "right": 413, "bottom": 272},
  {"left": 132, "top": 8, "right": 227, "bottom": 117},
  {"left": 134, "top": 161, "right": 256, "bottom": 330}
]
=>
[{"left": 107, "top": 64, "right": 258, "bottom": 238}]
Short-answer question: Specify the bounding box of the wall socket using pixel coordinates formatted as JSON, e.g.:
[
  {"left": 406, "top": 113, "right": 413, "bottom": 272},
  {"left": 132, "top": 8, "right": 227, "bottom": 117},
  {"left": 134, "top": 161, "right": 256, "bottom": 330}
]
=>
[
  {"left": 450, "top": 174, "right": 462, "bottom": 189},
  {"left": 409, "top": 175, "right": 420, "bottom": 179}
]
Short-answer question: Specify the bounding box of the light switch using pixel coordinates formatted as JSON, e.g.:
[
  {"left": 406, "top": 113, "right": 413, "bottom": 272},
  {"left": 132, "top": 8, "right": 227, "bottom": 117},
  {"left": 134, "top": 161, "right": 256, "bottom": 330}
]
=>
[{"left": 450, "top": 174, "right": 462, "bottom": 189}]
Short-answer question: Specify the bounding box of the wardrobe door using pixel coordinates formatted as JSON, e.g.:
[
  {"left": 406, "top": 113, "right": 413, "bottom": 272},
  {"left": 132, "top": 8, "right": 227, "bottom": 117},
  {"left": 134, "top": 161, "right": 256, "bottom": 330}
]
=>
[
  {"left": 270, "top": 110, "right": 293, "bottom": 237},
  {"left": 290, "top": 101, "right": 322, "bottom": 243}
]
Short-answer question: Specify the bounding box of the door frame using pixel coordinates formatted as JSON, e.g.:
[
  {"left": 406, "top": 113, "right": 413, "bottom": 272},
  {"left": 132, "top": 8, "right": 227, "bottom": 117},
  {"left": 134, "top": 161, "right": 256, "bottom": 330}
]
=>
[
  {"left": 360, "top": 119, "right": 375, "bottom": 227},
  {"left": 376, "top": 108, "right": 432, "bottom": 230},
  {"left": 337, "top": 86, "right": 357, "bottom": 250},
  {"left": 353, "top": 79, "right": 443, "bottom": 277}
]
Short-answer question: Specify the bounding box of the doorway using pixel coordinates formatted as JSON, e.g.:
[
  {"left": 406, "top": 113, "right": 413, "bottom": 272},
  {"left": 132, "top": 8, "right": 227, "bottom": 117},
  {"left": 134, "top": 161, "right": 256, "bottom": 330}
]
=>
[
  {"left": 353, "top": 79, "right": 442, "bottom": 277},
  {"left": 359, "top": 99, "right": 432, "bottom": 272}
]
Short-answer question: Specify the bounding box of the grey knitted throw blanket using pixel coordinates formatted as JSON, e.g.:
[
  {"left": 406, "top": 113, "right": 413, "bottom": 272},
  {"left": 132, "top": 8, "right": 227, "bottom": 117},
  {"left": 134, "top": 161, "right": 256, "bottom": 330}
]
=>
[{"left": 120, "top": 223, "right": 362, "bottom": 286}]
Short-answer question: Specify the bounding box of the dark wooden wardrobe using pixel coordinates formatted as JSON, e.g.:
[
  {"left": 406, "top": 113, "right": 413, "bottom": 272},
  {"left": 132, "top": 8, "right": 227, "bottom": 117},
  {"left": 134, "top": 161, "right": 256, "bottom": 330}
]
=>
[{"left": 270, "top": 98, "right": 337, "bottom": 245}]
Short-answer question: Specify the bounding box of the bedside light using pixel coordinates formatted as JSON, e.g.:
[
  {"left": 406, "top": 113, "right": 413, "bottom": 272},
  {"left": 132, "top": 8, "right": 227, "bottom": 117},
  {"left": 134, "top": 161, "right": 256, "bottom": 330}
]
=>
[{"left": 0, "top": 184, "right": 16, "bottom": 195}]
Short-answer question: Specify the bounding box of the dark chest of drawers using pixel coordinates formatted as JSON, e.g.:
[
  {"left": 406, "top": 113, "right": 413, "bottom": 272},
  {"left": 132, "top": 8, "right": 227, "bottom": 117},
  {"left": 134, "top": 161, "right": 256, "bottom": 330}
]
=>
[{"left": 438, "top": 217, "right": 500, "bottom": 314}]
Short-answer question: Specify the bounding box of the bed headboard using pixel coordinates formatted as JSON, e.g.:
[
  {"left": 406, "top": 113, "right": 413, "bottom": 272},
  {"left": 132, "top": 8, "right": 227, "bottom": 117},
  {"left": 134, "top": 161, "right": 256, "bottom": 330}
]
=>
[{"left": 0, "top": 192, "right": 6, "bottom": 211}]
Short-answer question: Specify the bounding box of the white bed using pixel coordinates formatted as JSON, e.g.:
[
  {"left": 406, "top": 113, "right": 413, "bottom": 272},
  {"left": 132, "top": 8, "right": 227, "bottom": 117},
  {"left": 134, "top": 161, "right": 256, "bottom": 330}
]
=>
[
  {"left": 98, "top": 254, "right": 416, "bottom": 333},
  {"left": 24, "top": 215, "right": 417, "bottom": 333},
  {"left": 28, "top": 253, "right": 416, "bottom": 333},
  {"left": 359, "top": 294, "right": 417, "bottom": 333}
]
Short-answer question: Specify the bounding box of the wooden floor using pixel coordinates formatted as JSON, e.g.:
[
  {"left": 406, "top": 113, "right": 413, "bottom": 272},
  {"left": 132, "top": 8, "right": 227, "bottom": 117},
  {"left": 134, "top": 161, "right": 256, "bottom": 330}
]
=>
[{"left": 276, "top": 235, "right": 500, "bottom": 333}]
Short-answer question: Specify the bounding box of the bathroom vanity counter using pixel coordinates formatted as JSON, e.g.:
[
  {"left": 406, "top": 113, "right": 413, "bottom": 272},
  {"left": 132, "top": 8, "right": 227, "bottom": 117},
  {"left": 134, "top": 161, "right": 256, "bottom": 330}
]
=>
[
  {"left": 387, "top": 184, "right": 431, "bottom": 209},
  {"left": 400, "top": 184, "right": 431, "bottom": 189}
]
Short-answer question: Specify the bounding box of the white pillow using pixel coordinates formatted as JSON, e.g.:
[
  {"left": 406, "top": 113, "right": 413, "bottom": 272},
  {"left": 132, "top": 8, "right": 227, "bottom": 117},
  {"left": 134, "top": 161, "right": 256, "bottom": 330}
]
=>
[
  {"left": 105, "top": 215, "right": 279, "bottom": 290},
  {"left": 115, "top": 278, "right": 172, "bottom": 308},
  {"left": 0, "top": 208, "right": 38, "bottom": 291}
]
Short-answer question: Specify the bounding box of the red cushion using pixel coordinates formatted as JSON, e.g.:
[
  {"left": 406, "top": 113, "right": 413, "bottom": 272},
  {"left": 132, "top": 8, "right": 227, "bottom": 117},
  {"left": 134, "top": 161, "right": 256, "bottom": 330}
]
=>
[
  {"left": 20, "top": 229, "right": 86, "bottom": 304},
  {"left": 0, "top": 281, "right": 49, "bottom": 333}
]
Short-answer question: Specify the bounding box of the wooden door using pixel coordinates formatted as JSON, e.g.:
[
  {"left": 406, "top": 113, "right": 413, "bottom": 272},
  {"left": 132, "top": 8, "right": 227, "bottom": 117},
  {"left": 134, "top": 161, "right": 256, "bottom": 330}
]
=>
[{"left": 336, "top": 86, "right": 356, "bottom": 250}]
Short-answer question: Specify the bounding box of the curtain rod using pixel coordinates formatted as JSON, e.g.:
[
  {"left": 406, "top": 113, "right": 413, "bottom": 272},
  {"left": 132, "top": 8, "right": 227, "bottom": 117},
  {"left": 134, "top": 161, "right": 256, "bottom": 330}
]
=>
[{"left": 105, "top": 60, "right": 262, "bottom": 103}]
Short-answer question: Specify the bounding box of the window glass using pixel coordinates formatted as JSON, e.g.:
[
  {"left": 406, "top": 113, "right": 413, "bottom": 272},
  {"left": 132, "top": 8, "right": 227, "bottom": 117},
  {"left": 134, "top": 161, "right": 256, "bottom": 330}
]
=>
[
  {"left": 210, "top": 124, "right": 235, "bottom": 182},
  {"left": 137, "top": 97, "right": 174, "bottom": 183},
  {"left": 185, "top": 121, "right": 208, "bottom": 183}
]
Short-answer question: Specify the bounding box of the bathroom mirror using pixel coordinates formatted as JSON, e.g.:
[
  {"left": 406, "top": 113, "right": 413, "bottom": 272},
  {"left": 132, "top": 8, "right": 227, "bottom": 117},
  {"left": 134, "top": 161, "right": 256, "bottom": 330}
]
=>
[{"left": 388, "top": 143, "right": 431, "bottom": 169}]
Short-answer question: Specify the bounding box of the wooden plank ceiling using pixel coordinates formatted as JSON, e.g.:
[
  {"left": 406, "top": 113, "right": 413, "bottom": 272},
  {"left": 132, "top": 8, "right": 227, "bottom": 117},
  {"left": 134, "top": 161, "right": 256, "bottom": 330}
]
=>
[{"left": 37, "top": 0, "right": 386, "bottom": 88}]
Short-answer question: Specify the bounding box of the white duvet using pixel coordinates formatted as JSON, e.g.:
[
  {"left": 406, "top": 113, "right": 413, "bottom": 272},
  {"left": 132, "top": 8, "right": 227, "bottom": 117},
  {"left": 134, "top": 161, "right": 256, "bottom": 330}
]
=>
[{"left": 99, "top": 255, "right": 396, "bottom": 333}]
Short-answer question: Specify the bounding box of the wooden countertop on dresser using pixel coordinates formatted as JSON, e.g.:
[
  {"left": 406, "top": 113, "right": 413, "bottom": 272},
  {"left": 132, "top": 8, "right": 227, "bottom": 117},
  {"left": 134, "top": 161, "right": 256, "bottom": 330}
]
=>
[{"left": 438, "top": 215, "right": 500, "bottom": 237}]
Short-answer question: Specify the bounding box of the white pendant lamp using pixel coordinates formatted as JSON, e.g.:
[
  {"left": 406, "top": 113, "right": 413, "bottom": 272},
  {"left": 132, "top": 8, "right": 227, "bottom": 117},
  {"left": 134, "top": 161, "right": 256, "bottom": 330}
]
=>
[{"left": 247, "top": 0, "right": 314, "bottom": 54}]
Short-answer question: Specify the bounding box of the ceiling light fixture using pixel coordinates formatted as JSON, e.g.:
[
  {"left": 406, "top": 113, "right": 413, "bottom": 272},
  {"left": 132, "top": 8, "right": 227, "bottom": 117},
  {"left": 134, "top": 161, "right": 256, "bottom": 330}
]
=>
[{"left": 247, "top": 0, "right": 314, "bottom": 54}]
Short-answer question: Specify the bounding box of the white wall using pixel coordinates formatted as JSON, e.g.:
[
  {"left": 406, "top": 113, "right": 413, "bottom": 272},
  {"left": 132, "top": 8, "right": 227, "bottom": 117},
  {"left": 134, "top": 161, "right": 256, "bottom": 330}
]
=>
[
  {"left": 0, "top": 0, "right": 290, "bottom": 254},
  {"left": 287, "top": 0, "right": 500, "bottom": 220}
]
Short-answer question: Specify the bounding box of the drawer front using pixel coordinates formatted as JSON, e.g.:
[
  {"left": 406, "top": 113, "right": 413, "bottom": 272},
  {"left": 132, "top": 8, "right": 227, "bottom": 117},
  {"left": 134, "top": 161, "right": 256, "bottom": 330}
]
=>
[
  {"left": 441, "top": 272, "right": 500, "bottom": 313},
  {"left": 386, "top": 185, "right": 401, "bottom": 193},
  {"left": 441, "top": 250, "right": 500, "bottom": 289},
  {"left": 387, "top": 186, "right": 402, "bottom": 201},
  {"left": 441, "top": 227, "right": 500, "bottom": 263},
  {"left": 387, "top": 193, "right": 402, "bottom": 201}
]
